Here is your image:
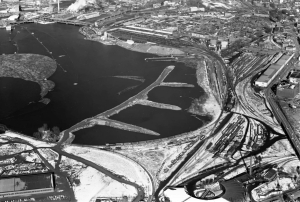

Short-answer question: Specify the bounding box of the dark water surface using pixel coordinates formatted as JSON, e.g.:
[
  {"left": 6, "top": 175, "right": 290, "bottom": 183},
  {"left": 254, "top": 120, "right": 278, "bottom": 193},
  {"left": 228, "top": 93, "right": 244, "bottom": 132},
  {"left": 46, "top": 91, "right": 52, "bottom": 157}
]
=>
[
  {"left": 0, "top": 78, "right": 40, "bottom": 119},
  {"left": 0, "top": 23, "right": 209, "bottom": 144}
]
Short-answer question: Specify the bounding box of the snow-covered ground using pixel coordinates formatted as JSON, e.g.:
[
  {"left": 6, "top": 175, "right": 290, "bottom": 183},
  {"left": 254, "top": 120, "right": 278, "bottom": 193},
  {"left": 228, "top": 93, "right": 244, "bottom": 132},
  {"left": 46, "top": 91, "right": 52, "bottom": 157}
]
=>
[
  {"left": 93, "top": 176, "right": 137, "bottom": 198},
  {"left": 68, "top": 164, "right": 138, "bottom": 201},
  {"left": 201, "top": 93, "right": 222, "bottom": 123},
  {"left": 63, "top": 145, "right": 152, "bottom": 195},
  {"left": 2, "top": 131, "right": 55, "bottom": 147}
]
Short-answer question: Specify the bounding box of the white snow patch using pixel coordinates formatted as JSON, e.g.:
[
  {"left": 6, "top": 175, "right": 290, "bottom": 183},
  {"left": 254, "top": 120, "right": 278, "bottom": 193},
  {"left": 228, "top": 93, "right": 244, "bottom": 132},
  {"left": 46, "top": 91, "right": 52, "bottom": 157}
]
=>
[
  {"left": 64, "top": 145, "right": 151, "bottom": 194},
  {"left": 2, "top": 131, "right": 55, "bottom": 147},
  {"left": 74, "top": 166, "right": 137, "bottom": 202},
  {"left": 74, "top": 167, "right": 107, "bottom": 202}
]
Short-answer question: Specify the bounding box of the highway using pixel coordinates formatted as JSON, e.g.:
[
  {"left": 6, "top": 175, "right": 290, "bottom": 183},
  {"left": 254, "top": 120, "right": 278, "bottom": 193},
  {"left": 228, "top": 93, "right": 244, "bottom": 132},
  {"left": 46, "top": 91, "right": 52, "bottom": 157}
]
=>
[{"left": 264, "top": 32, "right": 300, "bottom": 158}]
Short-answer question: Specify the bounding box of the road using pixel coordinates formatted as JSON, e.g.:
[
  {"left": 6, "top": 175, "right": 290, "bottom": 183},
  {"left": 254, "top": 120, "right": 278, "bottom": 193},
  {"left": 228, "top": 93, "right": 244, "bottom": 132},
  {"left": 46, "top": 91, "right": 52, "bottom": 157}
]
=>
[{"left": 266, "top": 90, "right": 300, "bottom": 158}]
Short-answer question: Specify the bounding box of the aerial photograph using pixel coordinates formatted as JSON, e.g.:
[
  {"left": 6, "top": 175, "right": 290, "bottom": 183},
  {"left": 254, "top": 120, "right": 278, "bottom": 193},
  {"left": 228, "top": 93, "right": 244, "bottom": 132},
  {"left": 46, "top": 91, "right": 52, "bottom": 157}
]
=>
[{"left": 1, "top": 0, "right": 300, "bottom": 201}]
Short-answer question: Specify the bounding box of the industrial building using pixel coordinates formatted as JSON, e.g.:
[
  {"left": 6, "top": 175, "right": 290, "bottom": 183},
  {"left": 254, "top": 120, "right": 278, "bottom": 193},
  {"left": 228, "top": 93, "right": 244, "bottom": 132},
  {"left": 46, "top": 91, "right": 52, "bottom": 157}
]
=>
[
  {"left": 116, "top": 25, "right": 173, "bottom": 39},
  {"left": 289, "top": 70, "right": 300, "bottom": 83},
  {"left": 0, "top": 173, "right": 55, "bottom": 199},
  {"left": 255, "top": 53, "right": 295, "bottom": 87}
]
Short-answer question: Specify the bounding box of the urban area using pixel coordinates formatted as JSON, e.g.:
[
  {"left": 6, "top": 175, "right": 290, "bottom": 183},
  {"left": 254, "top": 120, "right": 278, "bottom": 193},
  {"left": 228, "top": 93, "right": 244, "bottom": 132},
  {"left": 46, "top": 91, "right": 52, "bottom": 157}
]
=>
[{"left": 2, "top": 0, "right": 300, "bottom": 202}]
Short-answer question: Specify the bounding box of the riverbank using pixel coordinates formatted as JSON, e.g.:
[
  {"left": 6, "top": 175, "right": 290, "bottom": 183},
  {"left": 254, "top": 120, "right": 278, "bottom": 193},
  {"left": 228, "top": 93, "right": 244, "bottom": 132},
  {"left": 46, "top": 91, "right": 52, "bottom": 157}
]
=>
[{"left": 0, "top": 54, "right": 57, "bottom": 98}]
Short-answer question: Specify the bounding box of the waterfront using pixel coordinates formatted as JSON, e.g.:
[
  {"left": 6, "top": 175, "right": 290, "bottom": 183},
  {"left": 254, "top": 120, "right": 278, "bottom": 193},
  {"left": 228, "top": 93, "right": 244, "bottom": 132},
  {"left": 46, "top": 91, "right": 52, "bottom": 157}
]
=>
[{"left": 0, "top": 23, "right": 209, "bottom": 145}]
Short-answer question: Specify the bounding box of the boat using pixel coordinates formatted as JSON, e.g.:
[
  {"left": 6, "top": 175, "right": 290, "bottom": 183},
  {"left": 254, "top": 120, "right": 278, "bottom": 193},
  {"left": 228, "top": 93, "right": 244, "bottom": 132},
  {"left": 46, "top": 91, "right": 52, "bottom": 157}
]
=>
[
  {"left": 73, "top": 83, "right": 78, "bottom": 85},
  {"left": 59, "top": 55, "right": 65, "bottom": 57}
]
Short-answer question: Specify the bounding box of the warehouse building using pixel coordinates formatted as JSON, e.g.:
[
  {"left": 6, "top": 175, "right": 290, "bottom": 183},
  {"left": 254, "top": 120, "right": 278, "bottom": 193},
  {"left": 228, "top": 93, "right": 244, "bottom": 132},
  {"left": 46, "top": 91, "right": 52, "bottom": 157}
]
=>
[
  {"left": 0, "top": 173, "right": 55, "bottom": 199},
  {"left": 289, "top": 70, "right": 300, "bottom": 83},
  {"left": 255, "top": 53, "right": 295, "bottom": 88},
  {"left": 116, "top": 25, "right": 173, "bottom": 39},
  {"left": 276, "top": 83, "right": 300, "bottom": 98}
]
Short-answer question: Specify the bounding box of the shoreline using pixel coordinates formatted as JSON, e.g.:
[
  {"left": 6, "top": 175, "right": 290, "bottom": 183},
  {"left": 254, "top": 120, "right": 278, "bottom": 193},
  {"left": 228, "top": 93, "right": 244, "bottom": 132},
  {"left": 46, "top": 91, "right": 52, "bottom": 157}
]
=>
[
  {"left": 112, "top": 39, "right": 221, "bottom": 124},
  {"left": 115, "top": 40, "right": 185, "bottom": 56}
]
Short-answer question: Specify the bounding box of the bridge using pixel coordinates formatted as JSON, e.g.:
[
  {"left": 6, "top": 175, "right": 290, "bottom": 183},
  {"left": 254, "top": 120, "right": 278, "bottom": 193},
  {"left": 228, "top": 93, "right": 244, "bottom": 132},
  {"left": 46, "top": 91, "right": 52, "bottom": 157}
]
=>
[
  {"left": 10, "top": 20, "right": 34, "bottom": 25},
  {"left": 43, "top": 18, "right": 92, "bottom": 26}
]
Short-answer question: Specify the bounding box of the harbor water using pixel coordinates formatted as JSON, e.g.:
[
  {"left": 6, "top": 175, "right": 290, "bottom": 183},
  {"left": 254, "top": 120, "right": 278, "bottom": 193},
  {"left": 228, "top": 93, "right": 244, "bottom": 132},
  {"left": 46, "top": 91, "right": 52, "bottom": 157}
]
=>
[{"left": 0, "top": 23, "right": 210, "bottom": 145}]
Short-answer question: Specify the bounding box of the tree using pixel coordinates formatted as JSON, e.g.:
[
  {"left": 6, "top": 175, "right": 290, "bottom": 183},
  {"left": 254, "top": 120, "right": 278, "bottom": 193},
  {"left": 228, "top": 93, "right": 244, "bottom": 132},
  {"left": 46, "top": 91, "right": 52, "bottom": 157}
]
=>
[
  {"left": 51, "top": 126, "right": 60, "bottom": 141},
  {"left": 43, "top": 123, "right": 48, "bottom": 130},
  {"left": 33, "top": 132, "right": 42, "bottom": 139},
  {"left": 270, "top": 3, "right": 275, "bottom": 9},
  {"left": 52, "top": 126, "right": 60, "bottom": 136}
]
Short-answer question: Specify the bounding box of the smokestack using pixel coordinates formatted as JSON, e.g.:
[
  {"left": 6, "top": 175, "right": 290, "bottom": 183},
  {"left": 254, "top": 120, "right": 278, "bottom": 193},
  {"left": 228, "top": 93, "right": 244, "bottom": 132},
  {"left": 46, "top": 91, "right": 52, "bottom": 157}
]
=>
[{"left": 58, "top": 0, "right": 60, "bottom": 13}]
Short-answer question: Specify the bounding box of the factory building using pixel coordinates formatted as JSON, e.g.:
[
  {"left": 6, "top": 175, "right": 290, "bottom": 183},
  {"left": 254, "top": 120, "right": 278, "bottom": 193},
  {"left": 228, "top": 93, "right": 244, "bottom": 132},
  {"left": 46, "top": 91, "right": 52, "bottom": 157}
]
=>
[
  {"left": 255, "top": 53, "right": 295, "bottom": 88},
  {"left": 0, "top": 173, "right": 55, "bottom": 199},
  {"left": 276, "top": 83, "right": 300, "bottom": 99}
]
